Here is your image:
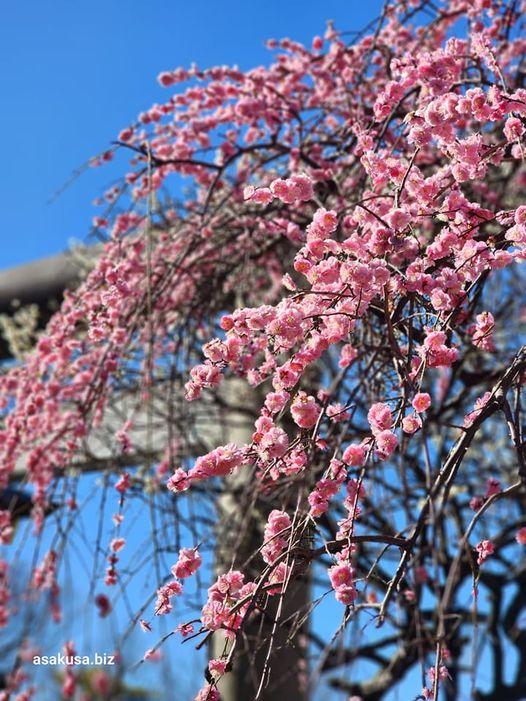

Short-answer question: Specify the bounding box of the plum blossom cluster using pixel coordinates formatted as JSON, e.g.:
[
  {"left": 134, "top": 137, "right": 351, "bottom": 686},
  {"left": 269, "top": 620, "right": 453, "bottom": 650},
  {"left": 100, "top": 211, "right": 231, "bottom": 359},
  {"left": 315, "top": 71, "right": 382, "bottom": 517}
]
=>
[
  {"left": 244, "top": 173, "right": 314, "bottom": 206},
  {"left": 402, "top": 392, "right": 431, "bottom": 434},
  {"left": 323, "top": 477, "right": 366, "bottom": 605},
  {"left": 201, "top": 571, "right": 256, "bottom": 638},
  {"left": 469, "top": 311, "right": 495, "bottom": 352},
  {"left": 154, "top": 548, "right": 202, "bottom": 616},
  {"left": 475, "top": 539, "right": 495, "bottom": 566},
  {"left": 155, "top": 580, "right": 183, "bottom": 616},
  {"left": 469, "top": 477, "right": 502, "bottom": 512},
  {"left": 188, "top": 443, "right": 249, "bottom": 481},
  {"left": 290, "top": 391, "right": 321, "bottom": 429},
  {"left": 261, "top": 510, "right": 291, "bottom": 564},
  {"left": 418, "top": 330, "right": 458, "bottom": 370},
  {"left": 328, "top": 561, "right": 357, "bottom": 605},
  {"left": 308, "top": 458, "right": 346, "bottom": 518},
  {"left": 171, "top": 548, "right": 202, "bottom": 579},
  {"left": 1, "top": 1, "right": 526, "bottom": 698},
  {"left": 421, "top": 663, "right": 451, "bottom": 699},
  {"left": 367, "top": 403, "right": 398, "bottom": 460}
]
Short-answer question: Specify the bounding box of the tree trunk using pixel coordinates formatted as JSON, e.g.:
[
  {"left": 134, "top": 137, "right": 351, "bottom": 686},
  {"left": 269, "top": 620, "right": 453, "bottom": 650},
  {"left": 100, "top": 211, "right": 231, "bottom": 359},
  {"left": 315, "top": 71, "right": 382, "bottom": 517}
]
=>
[{"left": 211, "top": 379, "right": 309, "bottom": 701}]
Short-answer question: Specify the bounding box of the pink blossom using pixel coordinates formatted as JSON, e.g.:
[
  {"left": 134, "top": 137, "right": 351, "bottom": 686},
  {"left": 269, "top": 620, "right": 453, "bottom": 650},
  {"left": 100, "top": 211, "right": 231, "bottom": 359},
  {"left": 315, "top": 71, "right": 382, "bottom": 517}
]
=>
[
  {"left": 257, "top": 426, "right": 290, "bottom": 460},
  {"left": 264, "top": 390, "right": 290, "bottom": 414},
  {"left": 427, "top": 665, "right": 450, "bottom": 682},
  {"left": 167, "top": 468, "right": 191, "bottom": 493},
  {"left": 307, "top": 208, "right": 338, "bottom": 241},
  {"left": 118, "top": 127, "right": 134, "bottom": 142},
  {"left": 464, "top": 392, "right": 492, "bottom": 428},
  {"left": 176, "top": 622, "right": 194, "bottom": 637},
  {"left": 329, "top": 563, "right": 354, "bottom": 588},
  {"left": 110, "top": 538, "right": 125, "bottom": 553},
  {"left": 267, "top": 561, "right": 291, "bottom": 594},
  {"left": 289, "top": 174, "right": 314, "bottom": 202},
  {"left": 309, "top": 479, "right": 340, "bottom": 517},
  {"left": 339, "top": 344, "right": 358, "bottom": 368},
  {"left": 469, "top": 496, "right": 485, "bottom": 511},
  {"left": 290, "top": 391, "right": 321, "bottom": 429},
  {"left": 367, "top": 403, "right": 393, "bottom": 435},
  {"left": 412, "top": 392, "right": 431, "bottom": 413},
  {"left": 171, "top": 548, "right": 202, "bottom": 579},
  {"left": 262, "top": 510, "right": 291, "bottom": 564},
  {"left": 329, "top": 562, "right": 357, "bottom": 605},
  {"left": 470, "top": 311, "right": 495, "bottom": 352},
  {"left": 208, "top": 659, "right": 227, "bottom": 679},
  {"left": 342, "top": 443, "right": 367, "bottom": 466},
  {"left": 115, "top": 472, "right": 131, "bottom": 494},
  {"left": 387, "top": 208, "right": 410, "bottom": 230},
  {"left": 485, "top": 478, "right": 501, "bottom": 498},
  {"left": 63, "top": 670, "right": 76, "bottom": 698},
  {"left": 325, "top": 402, "right": 350, "bottom": 423},
  {"left": 335, "top": 585, "right": 357, "bottom": 605},
  {"left": 270, "top": 174, "right": 314, "bottom": 204},
  {"left": 190, "top": 443, "right": 246, "bottom": 479},
  {"left": 312, "top": 35, "right": 323, "bottom": 51},
  {"left": 514, "top": 205, "right": 526, "bottom": 226},
  {"left": 420, "top": 329, "right": 458, "bottom": 368},
  {"left": 475, "top": 539, "right": 495, "bottom": 565},
  {"left": 201, "top": 571, "right": 256, "bottom": 634},
  {"left": 374, "top": 430, "right": 398, "bottom": 460},
  {"left": 95, "top": 593, "right": 111, "bottom": 618},
  {"left": 155, "top": 580, "right": 183, "bottom": 615},
  {"left": 346, "top": 479, "right": 365, "bottom": 502},
  {"left": 244, "top": 186, "right": 273, "bottom": 205},
  {"left": 504, "top": 116, "right": 524, "bottom": 141},
  {"left": 402, "top": 413, "right": 422, "bottom": 434},
  {"left": 270, "top": 178, "right": 294, "bottom": 203},
  {"left": 158, "top": 71, "right": 176, "bottom": 87}
]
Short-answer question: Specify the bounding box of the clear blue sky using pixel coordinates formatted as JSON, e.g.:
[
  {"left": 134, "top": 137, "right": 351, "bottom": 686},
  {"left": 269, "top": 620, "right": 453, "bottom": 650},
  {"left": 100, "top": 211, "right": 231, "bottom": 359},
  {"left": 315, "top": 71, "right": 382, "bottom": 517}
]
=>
[{"left": 0, "top": 0, "right": 383, "bottom": 269}]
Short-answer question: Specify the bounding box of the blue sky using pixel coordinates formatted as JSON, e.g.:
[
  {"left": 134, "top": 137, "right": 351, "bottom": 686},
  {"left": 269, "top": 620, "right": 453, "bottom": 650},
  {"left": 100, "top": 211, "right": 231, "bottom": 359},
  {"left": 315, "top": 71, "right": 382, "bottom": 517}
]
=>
[{"left": 0, "top": 0, "right": 383, "bottom": 269}]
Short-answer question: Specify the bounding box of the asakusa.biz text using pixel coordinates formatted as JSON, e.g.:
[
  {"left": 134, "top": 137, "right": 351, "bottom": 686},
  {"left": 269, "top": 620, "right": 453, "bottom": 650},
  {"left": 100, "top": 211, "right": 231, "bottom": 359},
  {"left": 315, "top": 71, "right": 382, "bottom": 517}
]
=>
[{"left": 32, "top": 653, "right": 115, "bottom": 666}]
